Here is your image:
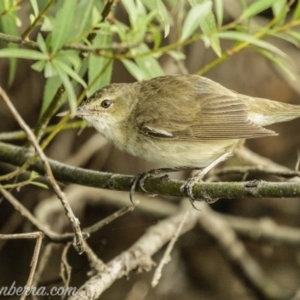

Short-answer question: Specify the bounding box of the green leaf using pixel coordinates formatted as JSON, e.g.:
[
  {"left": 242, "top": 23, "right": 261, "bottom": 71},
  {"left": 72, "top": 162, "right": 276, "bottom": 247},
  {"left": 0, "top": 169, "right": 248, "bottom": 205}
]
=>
[
  {"left": 155, "top": 0, "right": 170, "bottom": 37},
  {"left": 88, "top": 29, "right": 113, "bottom": 96},
  {"left": 122, "top": 0, "right": 146, "bottom": 27},
  {"left": 272, "top": 0, "right": 287, "bottom": 25},
  {"left": 57, "top": 50, "right": 81, "bottom": 72},
  {"left": 53, "top": 63, "right": 77, "bottom": 114},
  {"left": 51, "top": 0, "right": 77, "bottom": 53},
  {"left": 41, "top": 76, "right": 63, "bottom": 116},
  {"left": 44, "top": 61, "right": 57, "bottom": 78},
  {"left": 240, "top": 0, "right": 278, "bottom": 19},
  {"left": 122, "top": 59, "right": 149, "bottom": 81},
  {"left": 30, "top": 0, "right": 39, "bottom": 16},
  {"left": 52, "top": 58, "right": 87, "bottom": 88},
  {"left": 218, "top": 31, "right": 289, "bottom": 59},
  {"left": 293, "top": 0, "right": 300, "bottom": 20},
  {"left": 288, "top": 31, "right": 300, "bottom": 43},
  {"left": 168, "top": 50, "right": 186, "bottom": 60},
  {"left": 37, "top": 34, "right": 48, "bottom": 54},
  {"left": 134, "top": 44, "right": 164, "bottom": 78},
  {"left": 70, "top": 0, "right": 95, "bottom": 42},
  {"left": 31, "top": 60, "right": 46, "bottom": 72},
  {"left": 213, "top": 0, "right": 223, "bottom": 27},
  {"left": 180, "top": 2, "right": 212, "bottom": 41},
  {"left": 256, "top": 48, "right": 296, "bottom": 81},
  {"left": 0, "top": 0, "right": 19, "bottom": 85},
  {"left": 0, "top": 49, "right": 48, "bottom": 60}
]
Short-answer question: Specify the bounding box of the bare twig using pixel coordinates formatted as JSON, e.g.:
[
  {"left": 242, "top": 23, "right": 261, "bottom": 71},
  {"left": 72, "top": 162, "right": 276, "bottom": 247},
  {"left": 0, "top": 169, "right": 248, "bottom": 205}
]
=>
[
  {"left": 0, "top": 87, "right": 84, "bottom": 253},
  {"left": 0, "top": 232, "right": 44, "bottom": 300},
  {"left": 196, "top": 202, "right": 290, "bottom": 300},
  {"left": 84, "top": 205, "right": 135, "bottom": 234},
  {"left": 223, "top": 214, "right": 300, "bottom": 246},
  {"left": 60, "top": 242, "right": 73, "bottom": 289},
  {"left": 152, "top": 207, "right": 190, "bottom": 287},
  {"left": 69, "top": 207, "right": 200, "bottom": 299},
  {"left": 0, "top": 189, "right": 88, "bottom": 244}
]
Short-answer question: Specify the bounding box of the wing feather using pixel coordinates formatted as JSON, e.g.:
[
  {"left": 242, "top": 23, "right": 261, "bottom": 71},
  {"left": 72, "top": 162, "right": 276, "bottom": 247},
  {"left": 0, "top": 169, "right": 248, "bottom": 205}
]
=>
[{"left": 135, "top": 78, "right": 276, "bottom": 140}]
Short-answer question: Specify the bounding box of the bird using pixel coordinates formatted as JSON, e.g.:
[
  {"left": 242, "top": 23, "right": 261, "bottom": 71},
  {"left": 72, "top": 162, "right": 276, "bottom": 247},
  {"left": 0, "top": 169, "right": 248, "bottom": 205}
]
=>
[{"left": 73, "top": 74, "right": 300, "bottom": 207}]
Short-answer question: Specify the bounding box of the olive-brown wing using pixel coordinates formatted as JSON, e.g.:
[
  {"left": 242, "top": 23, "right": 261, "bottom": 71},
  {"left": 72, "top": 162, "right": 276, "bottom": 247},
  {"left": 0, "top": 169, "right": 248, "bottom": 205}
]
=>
[{"left": 136, "top": 93, "right": 277, "bottom": 140}]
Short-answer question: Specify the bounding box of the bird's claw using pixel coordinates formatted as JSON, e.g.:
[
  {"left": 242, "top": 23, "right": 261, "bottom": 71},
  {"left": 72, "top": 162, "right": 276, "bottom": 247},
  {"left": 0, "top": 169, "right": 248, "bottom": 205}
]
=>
[
  {"left": 129, "top": 172, "right": 152, "bottom": 203},
  {"left": 180, "top": 177, "right": 202, "bottom": 210}
]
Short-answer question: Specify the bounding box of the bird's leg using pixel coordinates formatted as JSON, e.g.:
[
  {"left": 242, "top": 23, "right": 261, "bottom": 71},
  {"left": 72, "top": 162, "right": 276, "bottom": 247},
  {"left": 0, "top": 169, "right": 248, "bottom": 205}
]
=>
[
  {"left": 130, "top": 167, "right": 183, "bottom": 203},
  {"left": 180, "top": 152, "right": 231, "bottom": 207}
]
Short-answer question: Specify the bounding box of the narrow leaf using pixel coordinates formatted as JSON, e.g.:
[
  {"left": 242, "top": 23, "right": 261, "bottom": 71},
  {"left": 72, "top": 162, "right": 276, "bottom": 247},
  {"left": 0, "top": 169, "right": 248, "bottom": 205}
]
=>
[
  {"left": 213, "top": 0, "right": 223, "bottom": 27},
  {"left": 70, "top": 0, "right": 94, "bottom": 42},
  {"left": 293, "top": 0, "right": 300, "bottom": 20},
  {"left": 218, "top": 31, "right": 288, "bottom": 59},
  {"left": 155, "top": 0, "right": 170, "bottom": 37},
  {"left": 241, "top": 0, "right": 278, "bottom": 19},
  {"left": 88, "top": 29, "right": 113, "bottom": 96},
  {"left": 53, "top": 63, "right": 77, "bottom": 114},
  {"left": 53, "top": 58, "right": 87, "bottom": 88},
  {"left": 0, "top": 49, "right": 47, "bottom": 60},
  {"left": 256, "top": 48, "right": 296, "bottom": 81},
  {"left": 122, "top": 59, "right": 149, "bottom": 81},
  {"left": 134, "top": 44, "right": 164, "bottom": 78},
  {"left": 51, "top": 0, "right": 77, "bottom": 53},
  {"left": 41, "top": 76, "right": 63, "bottom": 116},
  {"left": 180, "top": 2, "right": 212, "bottom": 41}
]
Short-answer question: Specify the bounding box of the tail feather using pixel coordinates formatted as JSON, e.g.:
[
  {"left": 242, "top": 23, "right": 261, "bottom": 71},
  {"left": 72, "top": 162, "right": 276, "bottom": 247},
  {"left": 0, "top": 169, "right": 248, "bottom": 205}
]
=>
[{"left": 245, "top": 96, "right": 300, "bottom": 126}]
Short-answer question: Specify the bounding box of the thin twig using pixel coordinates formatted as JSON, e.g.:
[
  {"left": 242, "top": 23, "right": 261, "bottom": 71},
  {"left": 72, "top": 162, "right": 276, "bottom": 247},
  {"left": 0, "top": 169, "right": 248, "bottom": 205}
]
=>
[
  {"left": 0, "top": 188, "right": 88, "bottom": 244},
  {"left": 196, "top": 202, "right": 290, "bottom": 300},
  {"left": 84, "top": 205, "right": 135, "bottom": 233},
  {"left": 152, "top": 207, "right": 190, "bottom": 287},
  {"left": 69, "top": 207, "right": 199, "bottom": 300},
  {"left": 0, "top": 232, "right": 44, "bottom": 300},
  {"left": 0, "top": 87, "right": 85, "bottom": 253}
]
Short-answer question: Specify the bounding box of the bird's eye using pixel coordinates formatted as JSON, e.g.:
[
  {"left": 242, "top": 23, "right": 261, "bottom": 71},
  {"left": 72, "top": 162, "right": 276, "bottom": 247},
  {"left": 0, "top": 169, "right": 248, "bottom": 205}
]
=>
[{"left": 101, "top": 99, "right": 112, "bottom": 109}]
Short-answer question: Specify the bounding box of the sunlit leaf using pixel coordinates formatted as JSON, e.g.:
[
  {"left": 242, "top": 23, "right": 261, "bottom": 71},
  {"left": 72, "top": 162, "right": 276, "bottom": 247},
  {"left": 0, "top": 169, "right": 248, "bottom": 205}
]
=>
[
  {"left": 0, "top": 0, "right": 19, "bottom": 85},
  {"left": 134, "top": 44, "right": 164, "bottom": 78},
  {"left": 51, "top": 0, "right": 77, "bottom": 53},
  {"left": 122, "top": 59, "right": 149, "bottom": 81},
  {"left": 255, "top": 48, "right": 296, "bottom": 81},
  {"left": 52, "top": 58, "right": 87, "bottom": 88},
  {"left": 218, "top": 31, "right": 289, "bottom": 59},
  {"left": 37, "top": 33, "right": 48, "bottom": 54},
  {"left": 41, "top": 76, "right": 63, "bottom": 116},
  {"left": 241, "top": 0, "right": 278, "bottom": 19},
  {"left": 31, "top": 60, "right": 46, "bottom": 72},
  {"left": 44, "top": 61, "right": 57, "bottom": 78},
  {"left": 293, "top": 0, "right": 300, "bottom": 20},
  {"left": 180, "top": 2, "right": 212, "bottom": 41},
  {"left": 0, "top": 49, "right": 47, "bottom": 60},
  {"left": 70, "top": 0, "right": 95, "bottom": 42},
  {"left": 30, "top": 0, "right": 39, "bottom": 16},
  {"left": 155, "top": 0, "right": 170, "bottom": 37},
  {"left": 168, "top": 50, "right": 186, "bottom": 60},
  {"left": 213, "top": 0, "right": 223, "bottom": 27},
  {"left": 53, "top": 62, "right": 77, "bottom": 114},
  {"left": 88, "top": 29, "right": 113, "bottom": 96}
]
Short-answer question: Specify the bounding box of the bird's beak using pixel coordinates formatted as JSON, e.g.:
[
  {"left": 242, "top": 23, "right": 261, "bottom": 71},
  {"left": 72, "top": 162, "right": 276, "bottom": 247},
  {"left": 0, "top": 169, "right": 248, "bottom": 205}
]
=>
[{"left": 56, "top": 107, "right": 91, "bottom": 118}]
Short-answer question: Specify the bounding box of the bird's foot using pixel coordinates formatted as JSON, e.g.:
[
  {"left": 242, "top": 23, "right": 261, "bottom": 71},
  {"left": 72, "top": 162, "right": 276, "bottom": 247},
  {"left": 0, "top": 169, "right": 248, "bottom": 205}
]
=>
[
  {"left": 180, "top": 169, "right": 208, "bottom": 210},
  {"left": 130, "top": 169, "right": 169, "bottom": 203},
  {"left": 180, "top": 176, "right": 202, "bottom": 210}
]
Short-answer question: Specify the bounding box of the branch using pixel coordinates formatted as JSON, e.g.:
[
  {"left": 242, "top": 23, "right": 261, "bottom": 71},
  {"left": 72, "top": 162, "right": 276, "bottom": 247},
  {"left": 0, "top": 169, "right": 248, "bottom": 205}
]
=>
[
  {"left": 0, "top": 88, "right": 84, "bottom": 254},
  {"left": 1, "top": 142, "right": 300, "bottom": 202},
  {"left": 69, "top": 207, "right": 199, "bottom": 300}
]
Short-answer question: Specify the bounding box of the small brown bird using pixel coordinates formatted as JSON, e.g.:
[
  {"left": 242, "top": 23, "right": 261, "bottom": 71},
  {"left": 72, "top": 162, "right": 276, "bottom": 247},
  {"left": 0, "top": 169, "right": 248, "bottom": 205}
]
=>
[{"left": 75, "top": 75, "right": 300, "bottom": 206}]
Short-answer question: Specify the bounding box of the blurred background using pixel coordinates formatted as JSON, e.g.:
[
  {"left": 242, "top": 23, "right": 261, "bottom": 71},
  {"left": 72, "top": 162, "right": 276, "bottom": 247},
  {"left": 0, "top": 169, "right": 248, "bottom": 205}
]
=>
[{"left": 0, "top": 1, "right": 300, "bottom": 299}]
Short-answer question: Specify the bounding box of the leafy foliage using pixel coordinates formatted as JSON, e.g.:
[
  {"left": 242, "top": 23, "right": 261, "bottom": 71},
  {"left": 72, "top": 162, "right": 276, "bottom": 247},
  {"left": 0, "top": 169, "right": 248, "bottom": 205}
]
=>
[{"left": 0, "top": 0, "right": 299, "bottom": 136}]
